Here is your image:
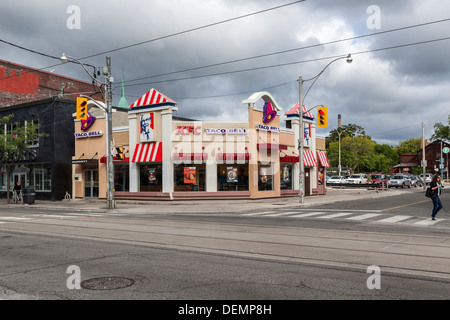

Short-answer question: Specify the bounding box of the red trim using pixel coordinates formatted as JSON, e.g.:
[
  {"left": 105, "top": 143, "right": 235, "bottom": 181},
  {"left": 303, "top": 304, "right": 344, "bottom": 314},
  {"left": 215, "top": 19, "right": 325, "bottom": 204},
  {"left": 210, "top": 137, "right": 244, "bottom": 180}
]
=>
[
  {"left": 216, "top": 153, "right": 251, "bottom": 161},
  {"left": 280, "top": 156, "right": 299, "bottom": 162},
  {"left": 100, "top": 156, "right": 130, "bottom": 163},
  {"left": 173, "top": 153, "right": 208, "bottom": 161}
]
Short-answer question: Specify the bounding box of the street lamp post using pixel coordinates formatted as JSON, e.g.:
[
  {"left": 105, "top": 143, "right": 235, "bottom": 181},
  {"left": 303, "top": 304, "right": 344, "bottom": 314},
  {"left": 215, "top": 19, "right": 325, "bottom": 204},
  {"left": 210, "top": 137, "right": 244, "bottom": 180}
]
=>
[
  {"left": 298, "top": 54, "right": 352, "bottom": 204},
  {"left": 61, "top": 53, "right": 116, "bottom": 209}
]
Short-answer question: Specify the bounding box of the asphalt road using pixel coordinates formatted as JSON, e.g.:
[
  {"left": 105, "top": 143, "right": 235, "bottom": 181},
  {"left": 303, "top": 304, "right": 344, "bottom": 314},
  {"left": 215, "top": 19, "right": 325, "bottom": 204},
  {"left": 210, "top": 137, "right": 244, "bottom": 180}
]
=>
[{"left": 0, "top": 188, "right": 449, "bottom": 306}]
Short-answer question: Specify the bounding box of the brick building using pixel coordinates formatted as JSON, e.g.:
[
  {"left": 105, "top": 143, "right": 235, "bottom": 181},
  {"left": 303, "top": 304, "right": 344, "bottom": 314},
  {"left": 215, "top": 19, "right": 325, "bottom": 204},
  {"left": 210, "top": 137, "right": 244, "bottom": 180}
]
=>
[
  {"left": 0, "top": 59, "right": 102, "bottom": 107},
  {"left": 391, "top": 140, "right": 449, "bottom": 178}
]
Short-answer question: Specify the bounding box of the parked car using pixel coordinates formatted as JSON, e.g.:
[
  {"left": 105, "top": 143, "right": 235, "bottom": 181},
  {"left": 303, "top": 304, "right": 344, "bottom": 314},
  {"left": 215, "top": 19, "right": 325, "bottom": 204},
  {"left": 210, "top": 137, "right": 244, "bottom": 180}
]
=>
[
  {"left": 347, "top": 174, "right": 368, "bottom": 184},
  {"left": 327, "top": 176, "right": 348, "bottom": 185},
  {"left": 410, "top": 175, "right": 424, "bottom": 187},
  {"left": 388, "top": 174, "right": 411, "bottom": 188},
  {"left": 370, "top": 174, "right": 389, "bottom": 186},
  {"left": 419, "top": 173, "right": 433, "bottom": 185}
]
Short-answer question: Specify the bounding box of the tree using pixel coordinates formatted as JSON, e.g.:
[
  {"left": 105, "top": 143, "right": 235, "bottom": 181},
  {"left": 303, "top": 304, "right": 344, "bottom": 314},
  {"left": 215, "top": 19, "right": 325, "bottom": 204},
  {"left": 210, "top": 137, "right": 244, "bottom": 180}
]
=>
[
  {"left": 0, "top": 114, "right": 48, "bottom": 203},
  {"left": 431, "top": 115, "right": 450, "bottom": 142},
  {"left": 327, "top": 124, "right": 369, "bottom": 148},
  {"left": 340, "top": 136, "right": 377, "bottom": 173},
  {"left": 395, "top": 138, "right": 421, "bottom": 155}
]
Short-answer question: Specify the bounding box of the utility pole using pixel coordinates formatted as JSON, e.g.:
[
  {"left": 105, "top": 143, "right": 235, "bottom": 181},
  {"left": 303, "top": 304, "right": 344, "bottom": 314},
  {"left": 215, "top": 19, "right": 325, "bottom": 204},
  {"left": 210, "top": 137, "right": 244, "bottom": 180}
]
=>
[
  {"left": 105, "top": 56, "right": 115, "bottom": 210},
  {"left": 422, "top": 122, "right": 426, "bottom": 189}
]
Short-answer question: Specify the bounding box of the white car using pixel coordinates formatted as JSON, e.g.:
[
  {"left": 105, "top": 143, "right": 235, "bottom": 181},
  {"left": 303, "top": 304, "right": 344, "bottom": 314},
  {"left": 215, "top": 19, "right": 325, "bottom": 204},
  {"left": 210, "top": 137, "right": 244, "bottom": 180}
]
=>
[
  {"left": 347, "top": 174, "right": 368, "bottom": 184},
  {"left": 327, "top": 176, "right": 348, "bottom": 185},
  {"left": 419, "top": 173, "right": 433, "bottom": 185}
]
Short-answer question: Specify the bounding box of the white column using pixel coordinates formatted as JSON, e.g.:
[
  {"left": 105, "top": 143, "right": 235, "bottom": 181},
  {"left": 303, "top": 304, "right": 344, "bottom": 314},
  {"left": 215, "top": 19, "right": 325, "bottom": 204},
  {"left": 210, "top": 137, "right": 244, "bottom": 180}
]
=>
[
  {"left": 161, "top": 110, "right": 173, "bottom": 194},
  {"left": 291, "top": 118, "right": 300, "bottom": 191},
  {"left": 206, "top": 162, "right": 217, "bottom": 192},
  {"left": 128, "top": 114, "right": 139, "bottom": 192}
]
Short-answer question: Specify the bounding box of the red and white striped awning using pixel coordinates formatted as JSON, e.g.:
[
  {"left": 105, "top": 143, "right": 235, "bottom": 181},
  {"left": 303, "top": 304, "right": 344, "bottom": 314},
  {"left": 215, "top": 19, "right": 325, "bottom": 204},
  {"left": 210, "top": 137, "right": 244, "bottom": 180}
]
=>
[
  {"left": 317, "top": 151, "right": 330, "bottom": 167},
  {"left": 129, "top": 89, "right": 177, "bottom": 109},
  {"left": 284, "top": 104, "right": 315, "bottom": 119},
  {"left": 303, "top": 150, "right": 317, "bottom": 167},
  {"left": 132, "top": 142, "right": 162, "bottom": 163}
]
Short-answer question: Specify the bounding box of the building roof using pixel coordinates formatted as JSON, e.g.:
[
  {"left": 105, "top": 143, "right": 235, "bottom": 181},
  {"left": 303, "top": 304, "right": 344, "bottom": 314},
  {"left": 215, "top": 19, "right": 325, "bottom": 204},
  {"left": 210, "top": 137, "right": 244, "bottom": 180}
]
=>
[
  {"left": 285, "top": 104, "right": 315, "bottom": 119},
  {"left": 129, "top": 89, "right": 177, "bottom": 109}
]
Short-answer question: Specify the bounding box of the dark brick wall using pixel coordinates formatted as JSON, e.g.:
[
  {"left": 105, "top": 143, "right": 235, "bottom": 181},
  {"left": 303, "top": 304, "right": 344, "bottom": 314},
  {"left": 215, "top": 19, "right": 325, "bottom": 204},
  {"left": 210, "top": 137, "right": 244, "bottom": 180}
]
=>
[
  {"left": 0, "top": 98, "right": 75, "bottom": 200},
  {"left": 0, "top": 59, "right": 104, "bottom": 107}
]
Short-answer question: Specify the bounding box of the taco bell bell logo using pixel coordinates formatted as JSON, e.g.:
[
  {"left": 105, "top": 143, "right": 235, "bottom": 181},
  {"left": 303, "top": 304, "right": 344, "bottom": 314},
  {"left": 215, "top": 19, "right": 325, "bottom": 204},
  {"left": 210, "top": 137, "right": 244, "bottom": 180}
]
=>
[{"left": 262, "top": 101, "right": 277, "bottom": 123}]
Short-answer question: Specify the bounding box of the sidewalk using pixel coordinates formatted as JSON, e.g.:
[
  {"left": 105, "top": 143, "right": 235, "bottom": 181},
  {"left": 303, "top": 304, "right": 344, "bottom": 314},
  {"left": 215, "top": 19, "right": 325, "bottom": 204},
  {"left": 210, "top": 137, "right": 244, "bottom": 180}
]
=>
[{"left": 1, "top": 188, "right": 416, "bottom": 215}]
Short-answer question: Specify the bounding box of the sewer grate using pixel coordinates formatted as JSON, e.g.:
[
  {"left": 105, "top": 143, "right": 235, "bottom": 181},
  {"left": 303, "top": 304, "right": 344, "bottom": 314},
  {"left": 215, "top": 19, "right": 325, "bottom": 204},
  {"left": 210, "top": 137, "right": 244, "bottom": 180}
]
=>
[{"left": 81, "top": 277, "right": 135, "bottom": 290}]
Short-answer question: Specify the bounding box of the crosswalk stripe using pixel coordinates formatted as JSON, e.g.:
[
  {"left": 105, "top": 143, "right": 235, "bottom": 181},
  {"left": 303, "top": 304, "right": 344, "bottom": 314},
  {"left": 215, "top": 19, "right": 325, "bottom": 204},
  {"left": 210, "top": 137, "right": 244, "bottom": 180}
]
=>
[
  {"left": 288, "top": 212, "right": 328, "bottom": 218},
  {"left": 242, "top": 212, "right": 274, "bottom": 216},
  {"left": 346, "top": 213, "right": 382, "bottom": 221},
  {"left": 414, "top": 219, "right": 444, "bottom": 226},
  {"left": 317, "top": 212, "right": 354, "bottom": 219},
  {"left": 376, "top": 215, "right": 412, "bottom": 223},
  {"left": 0, "top": 217, "right": 32, "bottom": 221}
]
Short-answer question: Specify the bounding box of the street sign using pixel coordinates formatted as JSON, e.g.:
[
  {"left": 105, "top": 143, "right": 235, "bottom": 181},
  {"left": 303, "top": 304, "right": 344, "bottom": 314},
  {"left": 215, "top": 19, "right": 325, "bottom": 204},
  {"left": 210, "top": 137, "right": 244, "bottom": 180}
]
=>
[{"left": 443, "top": 147, "right": 450, "bottom": 154}]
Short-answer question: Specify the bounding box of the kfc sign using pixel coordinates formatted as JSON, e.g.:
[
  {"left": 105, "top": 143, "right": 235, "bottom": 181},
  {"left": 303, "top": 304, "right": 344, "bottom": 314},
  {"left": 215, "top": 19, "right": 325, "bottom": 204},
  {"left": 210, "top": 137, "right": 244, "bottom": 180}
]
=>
[{"left": 176, "top": 126, "right": 202, "bottom": 135}]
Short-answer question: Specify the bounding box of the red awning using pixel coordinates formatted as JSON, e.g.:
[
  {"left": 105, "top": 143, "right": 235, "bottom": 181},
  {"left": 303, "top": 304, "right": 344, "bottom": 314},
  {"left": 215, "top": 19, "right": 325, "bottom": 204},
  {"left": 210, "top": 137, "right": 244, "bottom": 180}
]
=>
[
  {"left": 132, "top": 142, "right": 162, "bottom": 163},
  {"left": 173, "top": 153, "right": 208, "bottom": 161},
  {"left": 317, "top": 151, "right": 330, "bottom": 167},
  {"left": 257, "top": 143, "right": 280, "bottom": 150},
  {"left": 216, "top": 153, "right": 251, "bottom": 161},
  {"left": 303, "top": 150, "right": 317, "bottom": 167}
]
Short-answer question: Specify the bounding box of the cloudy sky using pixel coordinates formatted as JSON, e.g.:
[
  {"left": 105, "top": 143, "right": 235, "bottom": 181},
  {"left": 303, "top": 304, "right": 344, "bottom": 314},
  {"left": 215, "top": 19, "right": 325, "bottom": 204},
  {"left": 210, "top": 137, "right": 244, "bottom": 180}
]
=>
[{"left": 1, "top": 0, "right": 449, "bottom": 146}]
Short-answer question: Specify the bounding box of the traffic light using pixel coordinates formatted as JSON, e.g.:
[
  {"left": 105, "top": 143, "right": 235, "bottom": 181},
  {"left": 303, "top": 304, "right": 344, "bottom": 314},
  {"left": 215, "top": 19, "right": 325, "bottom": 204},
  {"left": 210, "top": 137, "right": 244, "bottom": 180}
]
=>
[
  {"left": 317, "top": 106, "right": 328, "bottom": 128},
  {"left": 76, "top": 97, "right": 88, "bottom": 120},
  {"left": 115, "top": 146, "right": 124, "bottom": 161}
]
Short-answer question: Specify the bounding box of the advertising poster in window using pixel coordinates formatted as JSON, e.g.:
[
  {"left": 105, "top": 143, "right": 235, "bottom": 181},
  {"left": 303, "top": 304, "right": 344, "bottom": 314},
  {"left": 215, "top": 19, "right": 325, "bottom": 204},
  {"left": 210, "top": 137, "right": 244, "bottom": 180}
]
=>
[
  {"left": 148, "top": 168, "right": 156, "bottom": 184},
  {"left": 140, "top": 113, "right": 154, "bottom": 142},
  {"left": 184, "top": 167, "right": 196, "bottom": 184},
  {"left": 227, "top": 167, "right": 238, "bottom": 183},
  {"left": 283, "top": 165, "right": 291, "bottom": 182}
]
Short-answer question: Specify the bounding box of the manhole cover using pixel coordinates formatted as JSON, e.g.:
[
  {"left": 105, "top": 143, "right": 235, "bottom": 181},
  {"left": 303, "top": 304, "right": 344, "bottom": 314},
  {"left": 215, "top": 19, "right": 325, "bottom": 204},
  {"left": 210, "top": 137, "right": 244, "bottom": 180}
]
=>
[{"left": 81, "top": 277, "right": 135, "bottom": 290}]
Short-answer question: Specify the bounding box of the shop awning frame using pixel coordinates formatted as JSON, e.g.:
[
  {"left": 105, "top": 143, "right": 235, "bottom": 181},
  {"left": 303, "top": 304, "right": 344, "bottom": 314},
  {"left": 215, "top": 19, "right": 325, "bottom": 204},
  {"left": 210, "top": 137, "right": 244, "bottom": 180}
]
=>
[
  {"left": 316, "top": 150, "right": 330, "bottom": 167},
  {"left": 173, "top": 153, "right": 208, "bottom": 161}
]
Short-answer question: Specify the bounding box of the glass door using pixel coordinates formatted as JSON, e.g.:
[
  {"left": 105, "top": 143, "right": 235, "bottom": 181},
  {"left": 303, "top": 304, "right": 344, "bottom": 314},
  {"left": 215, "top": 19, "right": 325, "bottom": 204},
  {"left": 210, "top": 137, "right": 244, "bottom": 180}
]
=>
[{"left": 84, "top": 169, "right": 99, "bottom": 198}]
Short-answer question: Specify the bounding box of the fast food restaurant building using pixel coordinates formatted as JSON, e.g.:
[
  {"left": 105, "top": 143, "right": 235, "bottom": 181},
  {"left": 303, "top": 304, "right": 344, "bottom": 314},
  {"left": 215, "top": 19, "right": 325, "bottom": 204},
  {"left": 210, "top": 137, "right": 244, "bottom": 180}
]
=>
[{"left": 72, "top": 89, "right": 329, "bottom": 200}]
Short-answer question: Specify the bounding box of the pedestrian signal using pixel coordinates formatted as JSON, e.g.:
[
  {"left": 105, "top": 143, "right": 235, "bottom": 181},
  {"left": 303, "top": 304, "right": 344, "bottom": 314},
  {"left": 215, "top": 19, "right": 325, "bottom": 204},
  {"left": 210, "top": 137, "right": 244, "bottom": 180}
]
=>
[
  {"left": 317, "top": 106, "right": 328, "bottom": 128},
  {"left": 76, "top": 97, "right": 88, "bottom": 121}
]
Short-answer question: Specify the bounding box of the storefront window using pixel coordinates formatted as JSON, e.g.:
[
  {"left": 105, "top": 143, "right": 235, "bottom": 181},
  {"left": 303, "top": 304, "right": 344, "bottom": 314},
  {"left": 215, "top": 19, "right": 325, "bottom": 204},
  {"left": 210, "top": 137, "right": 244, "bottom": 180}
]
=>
[
  {"left": 114, "top": 164, "right": 129, "bottom": 192},
  {"left": 0, "top": 166, "right": 6, "bottom": 191},
  {"left": 174, "top": 164, "right": 205, "bottom": 192},
  {"left": 258, "top": 162, "right": 274, "bottom": 191},
  {"left": 280, "top": 163, "right": 293, "bottom": 190},
  {"left": 140, "top": 164, "right": 162, "bottom": 192},
  {"left": 217, "top": 164, "right": 248, "bottom": 191}
]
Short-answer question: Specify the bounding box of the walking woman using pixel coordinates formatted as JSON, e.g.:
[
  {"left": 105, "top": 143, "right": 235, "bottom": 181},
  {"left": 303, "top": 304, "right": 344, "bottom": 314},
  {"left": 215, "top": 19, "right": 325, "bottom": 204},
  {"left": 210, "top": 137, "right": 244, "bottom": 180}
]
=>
[{"left": 430, "top": 173, "right": 444, "bottom": 220}]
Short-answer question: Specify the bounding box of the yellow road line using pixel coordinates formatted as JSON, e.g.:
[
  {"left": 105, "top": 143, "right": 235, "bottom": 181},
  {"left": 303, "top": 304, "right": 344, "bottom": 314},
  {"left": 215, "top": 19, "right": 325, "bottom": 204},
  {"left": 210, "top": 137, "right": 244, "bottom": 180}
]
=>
[{"left": 381, "top": 200, "right": 430, "bottom": 212}]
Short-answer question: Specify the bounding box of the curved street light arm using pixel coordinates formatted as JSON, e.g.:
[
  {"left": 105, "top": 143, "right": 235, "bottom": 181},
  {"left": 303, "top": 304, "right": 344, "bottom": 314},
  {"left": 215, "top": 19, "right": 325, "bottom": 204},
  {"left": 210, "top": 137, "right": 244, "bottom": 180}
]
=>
[
  {"left": 302, "top": 54, "right": 352, "bottom": 104},
  {"left": 61, "top": 54, "right": 106, "bottom": 86}
]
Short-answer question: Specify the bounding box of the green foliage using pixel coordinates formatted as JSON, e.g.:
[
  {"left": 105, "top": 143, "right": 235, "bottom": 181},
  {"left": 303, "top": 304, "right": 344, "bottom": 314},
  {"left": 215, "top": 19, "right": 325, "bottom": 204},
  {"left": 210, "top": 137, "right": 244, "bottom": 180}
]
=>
[{"left": 431, "top": 115, "right": 450, "bottom": 142}]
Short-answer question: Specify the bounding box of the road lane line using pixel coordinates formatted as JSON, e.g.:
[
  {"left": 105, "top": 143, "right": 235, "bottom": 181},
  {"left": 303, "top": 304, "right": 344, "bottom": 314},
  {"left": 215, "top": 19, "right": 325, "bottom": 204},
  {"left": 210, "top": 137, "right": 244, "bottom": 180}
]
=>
[{"left": 381, "top": 200, "right": 429, "bottom": 212}]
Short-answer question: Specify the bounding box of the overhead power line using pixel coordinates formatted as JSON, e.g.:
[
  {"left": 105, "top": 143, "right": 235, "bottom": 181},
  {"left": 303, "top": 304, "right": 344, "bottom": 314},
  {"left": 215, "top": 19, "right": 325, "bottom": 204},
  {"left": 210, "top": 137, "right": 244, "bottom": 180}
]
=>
[
  {"left": 79, "top": 0, "right": 306, "bottom": 60},
  {"left": 123, "top": 17, "right": 450, "bottom": 84},
  {"left": 118, "top": 35, "right": 450, "bottom": 89}
]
